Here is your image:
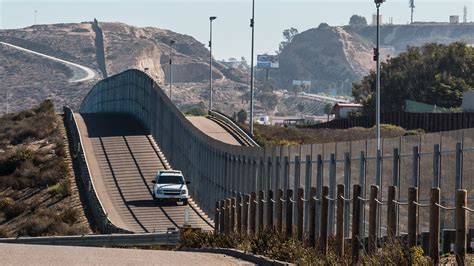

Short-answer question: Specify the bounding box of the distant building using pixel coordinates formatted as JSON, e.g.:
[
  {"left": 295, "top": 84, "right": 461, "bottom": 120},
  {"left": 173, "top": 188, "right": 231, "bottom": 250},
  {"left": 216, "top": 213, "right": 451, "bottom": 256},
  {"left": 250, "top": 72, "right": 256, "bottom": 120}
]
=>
[
  {"left": 372, "top": 14, "right": 383, "bottom": 26},
  {"left": 334, "top": 103, "right": 363, "bottom": 119},
  {"left": 450, "top": 15, "right": 460, "bottom": 24}
]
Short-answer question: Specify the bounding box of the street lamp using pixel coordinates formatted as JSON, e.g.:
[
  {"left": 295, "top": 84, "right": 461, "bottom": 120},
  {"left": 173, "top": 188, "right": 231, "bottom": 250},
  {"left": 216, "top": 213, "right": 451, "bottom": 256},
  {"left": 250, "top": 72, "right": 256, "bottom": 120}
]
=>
[
  {"left": 169, "top": 40, "right": 175, "bottom": 101},
  {"left": 374, "top": 0, "right": 385, "bottom": 186},
  {"left": 209, "top": 16, "right": 217, "bottom": 111},
  {"left": 249, "top": 0, "right": 255, "bottom": 136}
]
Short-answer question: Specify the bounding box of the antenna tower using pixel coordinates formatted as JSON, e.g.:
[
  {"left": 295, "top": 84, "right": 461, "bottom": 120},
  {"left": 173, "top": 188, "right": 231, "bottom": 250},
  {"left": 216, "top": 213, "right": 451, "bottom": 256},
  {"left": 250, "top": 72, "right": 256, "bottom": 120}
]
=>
[
  {"left": 409, "top": 0, "right": 415, "bottom": 24},
  {"left": 464, "top": 6, "right": 468, "bottom": 23}
]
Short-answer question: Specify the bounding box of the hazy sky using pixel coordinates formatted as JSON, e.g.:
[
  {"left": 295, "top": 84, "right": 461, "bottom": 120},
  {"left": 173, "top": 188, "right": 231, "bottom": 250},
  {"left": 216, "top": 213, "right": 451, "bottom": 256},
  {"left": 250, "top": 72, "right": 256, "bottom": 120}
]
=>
[{"left": 1, "top": 0, "right": 472, "bottom": 60}]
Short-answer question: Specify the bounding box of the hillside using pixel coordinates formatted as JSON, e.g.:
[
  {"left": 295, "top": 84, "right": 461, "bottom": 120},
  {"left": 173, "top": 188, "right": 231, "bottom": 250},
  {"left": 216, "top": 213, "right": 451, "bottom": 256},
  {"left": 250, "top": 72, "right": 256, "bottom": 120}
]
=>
[
  {"left": 0, "top": 21, "right": 249, "bottom": 115},
  {"left": 272, "top": 23, "right": 474, "bottom": 93},
  {"left": 0, "top": 101, "right": 91, "bottom": 237}
]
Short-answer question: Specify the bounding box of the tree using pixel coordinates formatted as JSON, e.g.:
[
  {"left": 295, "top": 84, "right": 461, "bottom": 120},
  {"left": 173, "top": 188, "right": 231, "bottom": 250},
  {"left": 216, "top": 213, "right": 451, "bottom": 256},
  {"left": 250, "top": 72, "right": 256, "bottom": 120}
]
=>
[
  {"left": 278, "top": 28, "right": 299, "bottom": 53},
  {"left": 258, "top": 92, "right": 279, "bottom": 111},
  {"left": 349, "top": 15, "right": 368, "bottom": 26},
  {"left": 352, "top": 42, "right": 474, "bottom": 114},
  {"left": 237, "top": 109, "right": 248, "bottom": 124},
  {"left": 324, "top": 103, "right": 334, "bottom": 121}
]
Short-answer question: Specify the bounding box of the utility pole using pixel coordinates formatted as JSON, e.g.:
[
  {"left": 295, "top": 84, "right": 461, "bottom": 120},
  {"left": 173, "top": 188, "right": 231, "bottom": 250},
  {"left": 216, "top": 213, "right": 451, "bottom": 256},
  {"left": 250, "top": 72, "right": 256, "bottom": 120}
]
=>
[
  {"left": 34, "top": 10, "right": 37, "bottom": 25},
  {"left": 249, "top": 0, "right": 255, "bottom": 135},
  {"left": 374, "top": 0, "right": 385, "bottom": 187},
  {"left": 209, "top": 16, "right": 217, "bottom": 111},
  {"left": 169, "top": 40, "right": 175, "bottom": 101},
  {"left": 409, "top": 0, "right": 415, "bottom": 24}
]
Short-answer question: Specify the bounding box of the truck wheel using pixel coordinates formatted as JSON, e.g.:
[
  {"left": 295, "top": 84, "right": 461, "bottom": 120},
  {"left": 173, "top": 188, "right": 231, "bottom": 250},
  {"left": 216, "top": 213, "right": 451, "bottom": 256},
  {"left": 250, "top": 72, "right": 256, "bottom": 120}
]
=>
[
  {"left": 182, "top": 199, "right": 188, "bottom": 206},
  {"left": 154, "top": 198, "right": 161, "bottom": 205}
]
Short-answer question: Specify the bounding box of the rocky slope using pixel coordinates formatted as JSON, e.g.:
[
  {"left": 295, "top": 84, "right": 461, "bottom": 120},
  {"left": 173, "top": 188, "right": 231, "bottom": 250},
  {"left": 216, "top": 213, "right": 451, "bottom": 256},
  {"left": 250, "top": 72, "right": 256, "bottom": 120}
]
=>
[
  {"left": 0, "top": 21, "right": 248, "bottom": 114},
  {"left": 272, "top": 23, "right": 474, "bottom": 94}
]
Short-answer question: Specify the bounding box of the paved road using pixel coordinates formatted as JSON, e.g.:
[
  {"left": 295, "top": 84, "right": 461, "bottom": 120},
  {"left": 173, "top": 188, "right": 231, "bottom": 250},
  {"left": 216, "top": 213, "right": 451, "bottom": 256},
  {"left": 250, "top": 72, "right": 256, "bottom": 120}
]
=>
[
  {"left": 75, "top": 113, "right": 213, "bottom": 232},
  {"left": 0, "top": 41, "right": 97, "bottom": 82},
  {"left": 187, "top": 116, "right": 241, "bottom": 145},
  {"left": 0, "top": 244, "right": 251, "bottom": 266}
]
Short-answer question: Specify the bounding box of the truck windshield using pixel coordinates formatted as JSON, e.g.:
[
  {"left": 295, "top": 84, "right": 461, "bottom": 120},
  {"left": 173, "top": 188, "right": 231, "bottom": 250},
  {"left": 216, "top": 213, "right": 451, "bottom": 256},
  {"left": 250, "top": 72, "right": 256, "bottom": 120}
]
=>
[{"left": 158, "top": 175, "right": 184, "bottom": 184}]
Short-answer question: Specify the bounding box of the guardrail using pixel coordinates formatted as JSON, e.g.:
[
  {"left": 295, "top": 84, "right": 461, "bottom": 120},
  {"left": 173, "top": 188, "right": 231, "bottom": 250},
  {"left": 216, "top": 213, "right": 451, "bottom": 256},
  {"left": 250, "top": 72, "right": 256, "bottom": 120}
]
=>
[
  {"left": 63, "top": 106, "right": 132, "bottom": 234},
  {"left": 208, "top": 110, "right": 260, "bottom": 147},
  {"left": 0, "top": 232, "right": 179, "bottom": 247}
]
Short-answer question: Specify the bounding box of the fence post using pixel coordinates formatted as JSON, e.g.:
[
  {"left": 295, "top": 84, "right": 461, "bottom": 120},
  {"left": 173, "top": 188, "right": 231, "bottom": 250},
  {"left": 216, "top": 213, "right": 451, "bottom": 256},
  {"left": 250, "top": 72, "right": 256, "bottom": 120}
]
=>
[
  {"left": 408, "top": 187, "right": 418, "bottom": 248},
  {"left": 455, "top": 143, "right": 463, "bottom": 190},
  {"left": 336, "top": 184, "right": 345, "bottom": 257},
  {"left": 275, "top": 189, "right": 283, "bottom": 233},
  {"left": 219, "top": 200, "right": 225, "bottom": 234},
  {"left": 315, "top": 155, "right": 323, "bottom": 235},
  {"left": 343, "top": 153, "right": 351, "bottom": 238},
  {"left": 352, "top": 184, "right": 362, "bottom": 264},
  {"left": 412, "top": 146, "right": 420, "bottom": 188},
  {"left": 286, "top": 189, "right": 293, "bottom": 238},
  {"left": 329, "top": 154, "right": 336, "bottom": 235},
  {"left": 432, "top": 144, "right": 440, "bottom": 188},
  {"left": 304, "top": 155, "right": 312, "bottom": 232},
  {"left": 236, "top": 195, "right": 242, "bottom": 233},
  {"left": 242, "top": 194, "right": 249, "bottom": 234},
  {"left": 455, "top": 189, "right": 467, "bottom": 265},
  {"left": 392, "top": 148, "right": 400, "bottom": 187},
  {"left": 387, "top": 186, "right": 397, "bottom": 239},
  {"left": 266, "top": 190, "right": 273, "bottom": 230},
  {"left": 359, "top": 151, "right": 366, "bottom": 238},
  {"left": 309, "top": 187, "right": 317, "bottom": 247},
  {"left": 258, "top": 190, "right": 264, "bottom": 233},
  {"left": 249, "top": 192, "right": 256, "bottom": 234},
  {"left": 230, "top": 197, "right": 236, "bottom": 233},
  {"left": 297, "top": 188, "right": 304, "bottom": 241},
  {"left": 429, "top": 187, "right": 440, "bottom": 264},
  {"left": 215, "top": 201, "right": 220, "bottom": 233},
  {"left": 320, "top": 186, "right": 329, "bottom": 255},
  {"left": 368, "top": 185, "right": 379, "bottom": 254},
  {"left": 224, "top": 199, "right": 230, "bottom": 233}
]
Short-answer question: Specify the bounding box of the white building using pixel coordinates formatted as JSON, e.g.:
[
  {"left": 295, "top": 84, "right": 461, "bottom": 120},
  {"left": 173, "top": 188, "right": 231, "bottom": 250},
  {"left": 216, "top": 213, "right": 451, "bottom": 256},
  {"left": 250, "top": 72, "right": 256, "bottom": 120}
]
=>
[
  {"left": 372, "top": 14, "right": 383, "bottom": 26},
  {"left": 450, "top": 15, "right": 460, "bottom": 24}
]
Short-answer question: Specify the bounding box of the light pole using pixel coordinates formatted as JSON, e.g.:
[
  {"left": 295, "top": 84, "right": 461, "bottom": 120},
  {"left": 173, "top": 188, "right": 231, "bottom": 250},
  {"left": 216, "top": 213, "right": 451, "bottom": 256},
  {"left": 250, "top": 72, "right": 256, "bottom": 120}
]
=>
[
  {"left": 169, "top": 40, "right": 175, "bottom": 101},
  {"left": 209, "top": 16, "right": 217, "bottom": 111},
  {"left": 374, "top": 0, "right": 385, "bottom": 186},
  {"left": 249, "top": 0, "right": 255, "bottom": 135}
]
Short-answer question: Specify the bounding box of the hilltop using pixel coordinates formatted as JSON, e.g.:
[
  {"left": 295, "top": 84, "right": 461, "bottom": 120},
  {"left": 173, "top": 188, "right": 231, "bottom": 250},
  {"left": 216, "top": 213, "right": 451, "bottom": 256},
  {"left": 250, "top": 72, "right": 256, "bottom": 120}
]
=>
[
  {"left": 0, "top": 21, "right": 249, "bottom": 114},
  {"left": 271, "top": 23, "right": 474, "bottom": 93}
]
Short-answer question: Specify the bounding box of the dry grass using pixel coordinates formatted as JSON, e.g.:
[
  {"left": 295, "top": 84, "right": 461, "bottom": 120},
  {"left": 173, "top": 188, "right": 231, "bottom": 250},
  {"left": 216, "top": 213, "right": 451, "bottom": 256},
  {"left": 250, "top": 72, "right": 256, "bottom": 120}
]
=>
[
  {"left": 0, "top": 101, "right": 90, "bottom": 237},
  {"left": 179, "top": 230, "right": 432, "bottom": 265},
  {"left": 253, "top": 124, "right": 418, "bottom": 146}
]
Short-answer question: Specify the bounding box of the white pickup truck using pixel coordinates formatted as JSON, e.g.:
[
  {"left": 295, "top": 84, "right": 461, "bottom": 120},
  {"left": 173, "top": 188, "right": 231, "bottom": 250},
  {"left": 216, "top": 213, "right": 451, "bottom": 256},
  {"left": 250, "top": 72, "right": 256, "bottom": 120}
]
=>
[{"left": 151, "top": 170, "right": 190, "bottom": 205}]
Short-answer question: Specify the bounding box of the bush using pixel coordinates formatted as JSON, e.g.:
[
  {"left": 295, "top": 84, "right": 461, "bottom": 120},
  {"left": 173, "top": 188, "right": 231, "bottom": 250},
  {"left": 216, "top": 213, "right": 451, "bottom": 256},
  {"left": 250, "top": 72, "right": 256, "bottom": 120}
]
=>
[
  {"left": 0, "top": 226, "right": 12, "bottom": 238},
  {"left": 4, "top": 202, "right": 28, "bottom": 220},
  {"left": 60, "top": 208, "right": 80, "bottom": 224},
  {"left": 48, "top": 180, "right": 71, "bottom": 198},
  {"left": 0, "top": 197, "right": 14, "bottom": 209},
  {"left": 0, "top": 148, "right": 33, "bottom": 176}
]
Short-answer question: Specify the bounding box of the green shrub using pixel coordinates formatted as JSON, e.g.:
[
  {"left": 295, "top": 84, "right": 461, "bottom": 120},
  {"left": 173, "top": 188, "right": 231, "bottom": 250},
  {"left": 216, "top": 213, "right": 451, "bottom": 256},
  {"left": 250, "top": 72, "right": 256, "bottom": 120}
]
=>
[
  {"left": 0, "top": 197, "right": 14, "bottom": 209},
  {"left": 48, "top": 180, "right": 71, "bottom": 198}
]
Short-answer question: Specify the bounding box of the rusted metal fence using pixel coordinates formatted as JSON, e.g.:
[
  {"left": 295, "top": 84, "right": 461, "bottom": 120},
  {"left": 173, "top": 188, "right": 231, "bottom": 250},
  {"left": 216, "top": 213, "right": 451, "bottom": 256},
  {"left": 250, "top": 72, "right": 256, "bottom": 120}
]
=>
[{"left": 215, "top": 185, "right": 473, "bottom": 264}]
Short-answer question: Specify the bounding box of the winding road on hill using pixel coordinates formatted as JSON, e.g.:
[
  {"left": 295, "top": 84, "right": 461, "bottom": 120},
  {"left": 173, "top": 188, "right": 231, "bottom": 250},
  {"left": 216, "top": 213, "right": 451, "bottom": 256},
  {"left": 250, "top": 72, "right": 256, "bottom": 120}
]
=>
[{"left": 0, "top": 41, "right": 97, "bottom": 83}]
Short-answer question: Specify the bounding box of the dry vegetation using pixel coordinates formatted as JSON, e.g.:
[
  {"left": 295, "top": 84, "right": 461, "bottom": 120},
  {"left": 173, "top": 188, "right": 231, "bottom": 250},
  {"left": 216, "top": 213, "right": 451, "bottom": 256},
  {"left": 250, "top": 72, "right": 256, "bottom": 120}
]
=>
[
  {"left": 179, "top": 230, "right": 434, "bottom": 265},
  {"left": 253, "top": 124, "right": 424, "bottom": 146},
  {"left": 0, "top": 100, "right": 90, "bottom": 237}
]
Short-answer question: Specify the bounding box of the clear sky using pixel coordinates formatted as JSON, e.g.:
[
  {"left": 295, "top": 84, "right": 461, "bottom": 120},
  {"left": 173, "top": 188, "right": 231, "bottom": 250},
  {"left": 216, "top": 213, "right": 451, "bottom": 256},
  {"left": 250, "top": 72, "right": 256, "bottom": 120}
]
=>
[{"left": 1, "top": 0, "right": 472, "bottom": 60}]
